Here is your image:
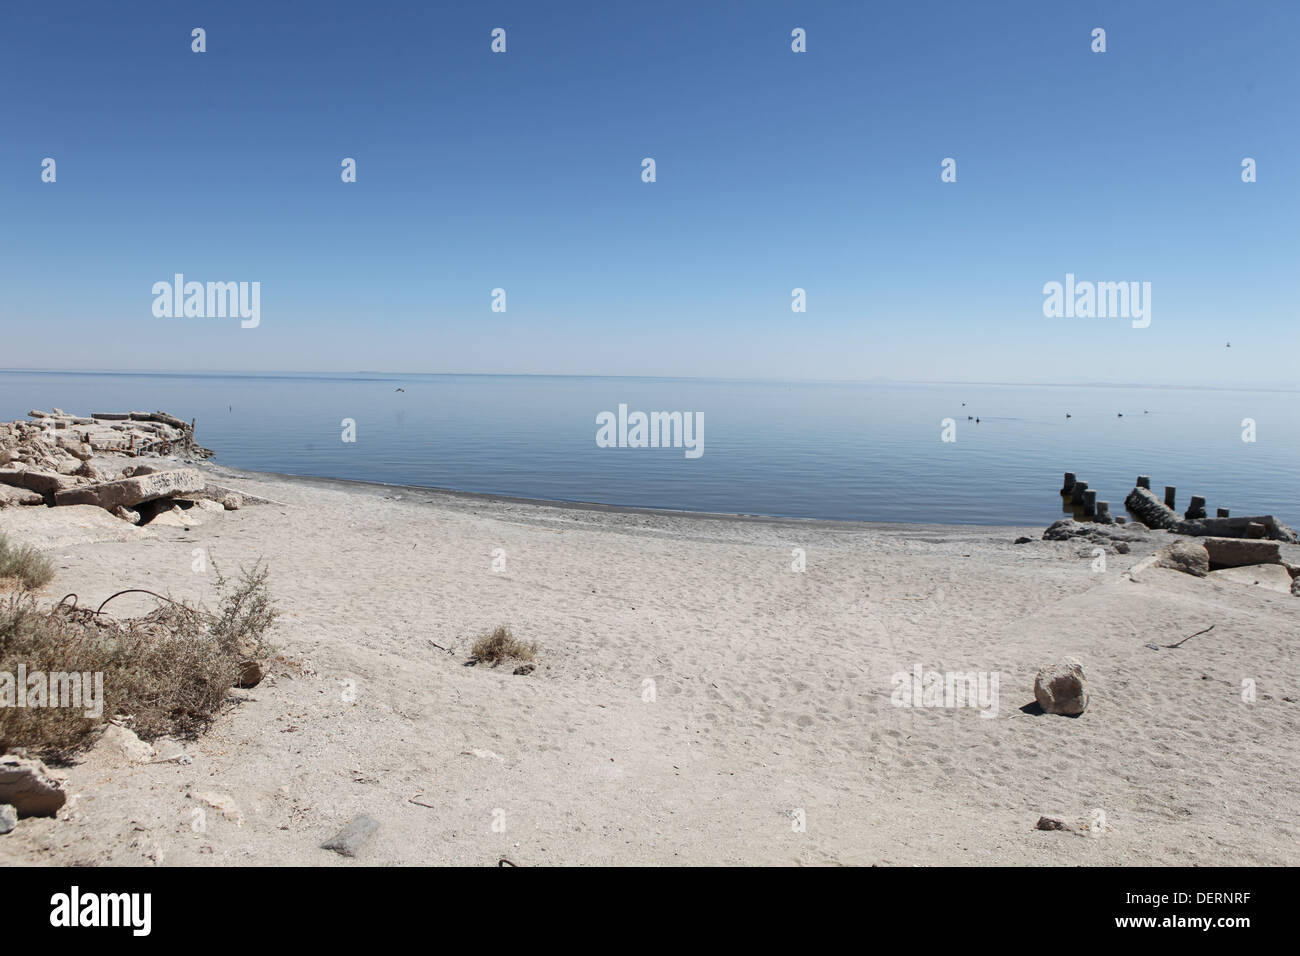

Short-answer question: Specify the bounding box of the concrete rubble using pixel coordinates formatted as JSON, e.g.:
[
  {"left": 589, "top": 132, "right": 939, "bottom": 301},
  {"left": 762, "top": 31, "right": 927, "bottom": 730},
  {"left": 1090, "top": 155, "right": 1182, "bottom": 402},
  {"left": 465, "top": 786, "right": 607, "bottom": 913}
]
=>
[{"left": 0, "top": 409, "right": 218, "bottom": 526}]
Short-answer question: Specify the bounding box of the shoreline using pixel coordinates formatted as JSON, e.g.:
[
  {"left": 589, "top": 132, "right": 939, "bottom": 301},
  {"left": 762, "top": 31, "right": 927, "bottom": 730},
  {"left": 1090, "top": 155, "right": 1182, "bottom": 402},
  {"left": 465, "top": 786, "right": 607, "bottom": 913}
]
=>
[{"left": 198, "top": 460, "right": 1045, "bottom": 536}]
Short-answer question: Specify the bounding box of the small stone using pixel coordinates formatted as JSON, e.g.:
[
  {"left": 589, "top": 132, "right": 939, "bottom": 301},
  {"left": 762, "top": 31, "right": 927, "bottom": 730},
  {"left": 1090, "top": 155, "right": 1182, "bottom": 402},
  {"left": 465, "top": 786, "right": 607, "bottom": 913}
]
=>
[
  {"left": 191, "top": 791, "right": 244, "bottom": 826},
  {"left": 223, "top": 493, "right": 243, "bottom": 511},
  {"left": 0, "top": 804, "right": 16, "bottom": 834},
  {"left": 321, "top": 814, "right": 379, "bottom": 857},
  {"left": 113, "top": 505, "right": 141, "bottom": 524},
  {"left": 1014, "top": 536, "right": 1032, "bottom": 544},
  {"left": 512, "top": 664, "right": 535, "bottom": 676},
  {"left": 236, "top": 659, "right": 265, "bottom": 688},
  {"left": 1036, "top": 815, "right": 1070, "bottom": 831}
]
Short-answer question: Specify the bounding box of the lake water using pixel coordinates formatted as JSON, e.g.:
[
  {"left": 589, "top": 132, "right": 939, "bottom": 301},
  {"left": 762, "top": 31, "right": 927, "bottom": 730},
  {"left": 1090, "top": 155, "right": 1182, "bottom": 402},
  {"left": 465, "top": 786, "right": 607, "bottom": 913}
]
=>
[{"left": 1, "top": 370, "right": 1296, "bottom": 527}]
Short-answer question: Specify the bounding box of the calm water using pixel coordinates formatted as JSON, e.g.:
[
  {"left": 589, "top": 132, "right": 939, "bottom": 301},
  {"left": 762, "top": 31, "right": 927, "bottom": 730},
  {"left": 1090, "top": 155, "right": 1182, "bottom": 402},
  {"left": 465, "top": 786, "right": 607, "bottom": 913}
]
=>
[{"left": 1, "top": 370, "right": 1296, "bottom": 527}]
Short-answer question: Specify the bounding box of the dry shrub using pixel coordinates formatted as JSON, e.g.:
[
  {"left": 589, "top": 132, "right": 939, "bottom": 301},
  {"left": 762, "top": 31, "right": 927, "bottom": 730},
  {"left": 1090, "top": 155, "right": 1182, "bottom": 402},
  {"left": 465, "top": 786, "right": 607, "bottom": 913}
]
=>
[
  {"left": 469, "top": 626, "right": 537, "bottom": 666},
  {"left": 0, "top": 533, "right": 54, "bottom": 591},
  {"left": 0, "top": 561, "right": 278, "bottom": 755}
]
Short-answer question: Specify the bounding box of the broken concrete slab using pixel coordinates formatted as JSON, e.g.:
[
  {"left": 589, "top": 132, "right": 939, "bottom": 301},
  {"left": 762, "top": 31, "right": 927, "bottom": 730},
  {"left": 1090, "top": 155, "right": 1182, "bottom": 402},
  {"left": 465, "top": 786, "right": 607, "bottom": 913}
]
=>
[
  {"left": 0, "top": 467, "right": 82, "bottom": 499},
  {"left": 1208, "top": 564, "right": 1294, "bottom": 594},
  {"left": 1202, "top": 537, "right": 1282, "bottom": 569},
  {"left": 0, "top": 503, "right": 156, "bottom": 549},
  {"left": 1176, "top": 515, "right": 1298, "bottom": 544},
  {"left": 0, "top": 485, "right": 43, "bottom": 508},
  {"left": 53, "top": 468, "right": 205, "bottom": 512},
  {"left": 1125, "top": 486, "right": 1182, "bottom": 531}
]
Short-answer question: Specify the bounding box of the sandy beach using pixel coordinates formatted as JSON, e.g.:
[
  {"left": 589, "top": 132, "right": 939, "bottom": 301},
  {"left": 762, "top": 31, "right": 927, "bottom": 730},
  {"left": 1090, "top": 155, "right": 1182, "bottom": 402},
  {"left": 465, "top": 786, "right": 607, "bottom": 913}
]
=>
[{"left": 3, "top": 460, "right": 1297, "bottom": 867}]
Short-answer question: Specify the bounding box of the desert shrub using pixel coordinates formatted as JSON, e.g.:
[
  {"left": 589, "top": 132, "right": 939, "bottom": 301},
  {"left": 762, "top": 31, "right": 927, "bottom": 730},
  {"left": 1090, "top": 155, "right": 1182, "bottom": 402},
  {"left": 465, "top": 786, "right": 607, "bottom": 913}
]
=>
[
  {"left": 0, "top": 533, "right": 55, "bottom": 590},
  {"left": 206, "top": 560, "right": 278, "bottom": 660},
  {"left": 469, "top": 626, "right": 537, "bottom": 665},
  {"left": 0, "top": 561, "right": 278, "bottom": 755}
]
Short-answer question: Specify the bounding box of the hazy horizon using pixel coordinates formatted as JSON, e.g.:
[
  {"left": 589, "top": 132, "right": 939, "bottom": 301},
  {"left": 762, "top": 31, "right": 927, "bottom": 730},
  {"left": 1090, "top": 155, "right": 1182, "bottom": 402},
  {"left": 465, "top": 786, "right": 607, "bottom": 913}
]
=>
[{"left": 2, "top": 366, "right": 1299, "bottom": 394}]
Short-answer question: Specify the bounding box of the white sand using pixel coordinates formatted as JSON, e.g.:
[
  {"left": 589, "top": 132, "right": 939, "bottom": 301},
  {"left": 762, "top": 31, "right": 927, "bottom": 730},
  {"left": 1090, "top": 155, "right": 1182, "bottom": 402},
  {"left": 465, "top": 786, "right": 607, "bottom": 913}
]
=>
[{"left": 2, "top": 466, "right": 1298, "bottom": 866}]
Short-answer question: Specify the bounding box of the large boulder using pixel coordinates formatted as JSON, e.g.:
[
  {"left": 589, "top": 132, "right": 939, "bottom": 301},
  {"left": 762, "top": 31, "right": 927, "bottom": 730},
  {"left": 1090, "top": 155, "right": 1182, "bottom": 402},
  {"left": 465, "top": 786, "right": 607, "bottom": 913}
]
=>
[
  {"left": 53, "top": 468, "right": 204, "bottom": 511},
  {"left": 0, "top": 755, "right": 67, "bottom": 816},
  {"left": 1034, "top": 658, "right": 1089, "bottom": 716}
]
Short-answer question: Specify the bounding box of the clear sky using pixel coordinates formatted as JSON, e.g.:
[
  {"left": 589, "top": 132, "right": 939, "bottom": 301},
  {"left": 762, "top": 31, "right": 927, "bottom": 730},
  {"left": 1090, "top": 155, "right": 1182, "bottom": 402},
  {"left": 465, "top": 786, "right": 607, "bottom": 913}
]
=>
[{"left": 1, "top": 0, "right": 1296, "bottom": 386}]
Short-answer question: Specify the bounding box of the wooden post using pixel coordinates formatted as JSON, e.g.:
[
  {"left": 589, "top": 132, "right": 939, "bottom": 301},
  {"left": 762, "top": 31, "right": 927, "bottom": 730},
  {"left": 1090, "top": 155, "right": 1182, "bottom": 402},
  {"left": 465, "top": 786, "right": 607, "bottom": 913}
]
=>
[
  {"left": 1061, "top": 472, "right": 1077, "bottom": 495},
  {"left": 1164, "top": 486, "right": 1176, "bottom": 509},
  {"left": 1185, "top": 495, "right": 1207, "bottom": 520},
  {"left": 1217, "top": 507, "right": 1230, "bottom": 518},
  {"left": 1137, "top": 475, "right": 1150, "bottom": 490},
  {"left": 1083, "top": 489, "right": 1097, "bottom": 517}
]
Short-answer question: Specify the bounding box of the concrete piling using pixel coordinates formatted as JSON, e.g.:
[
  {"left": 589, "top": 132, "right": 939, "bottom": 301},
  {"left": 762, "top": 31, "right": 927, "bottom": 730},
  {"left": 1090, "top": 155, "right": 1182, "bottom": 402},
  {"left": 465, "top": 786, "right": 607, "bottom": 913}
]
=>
[{"left": 1071, "top": 480, "right": 1089, "bottom": 506}]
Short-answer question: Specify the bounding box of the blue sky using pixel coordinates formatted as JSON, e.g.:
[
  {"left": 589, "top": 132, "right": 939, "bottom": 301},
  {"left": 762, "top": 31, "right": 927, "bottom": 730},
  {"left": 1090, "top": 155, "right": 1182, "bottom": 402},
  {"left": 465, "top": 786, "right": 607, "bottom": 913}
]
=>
[{"left": 1, "top": 0, "right": 1296, "bottom": 385}]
